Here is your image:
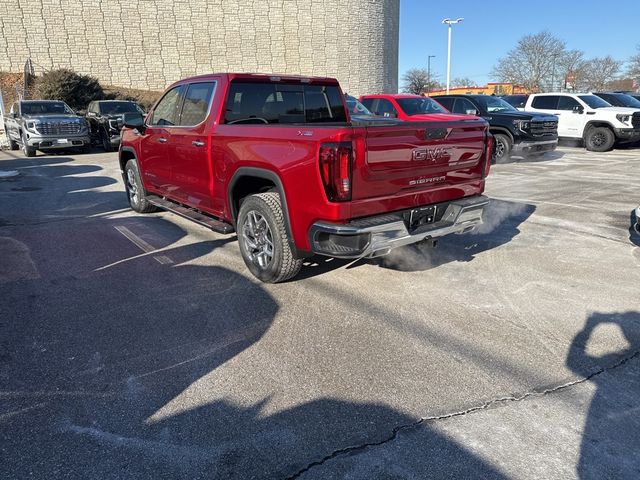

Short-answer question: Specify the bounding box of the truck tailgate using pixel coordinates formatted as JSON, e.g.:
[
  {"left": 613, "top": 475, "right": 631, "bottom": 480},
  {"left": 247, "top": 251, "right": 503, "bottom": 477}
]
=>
[{"left": 352, "top": 119, "right": 488, "bottom": 202}]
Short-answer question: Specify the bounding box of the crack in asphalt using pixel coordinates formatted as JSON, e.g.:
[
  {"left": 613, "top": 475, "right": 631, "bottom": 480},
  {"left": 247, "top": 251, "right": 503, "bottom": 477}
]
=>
[{"left": 284, "top": 349, "right": 640, "bottom": 480}]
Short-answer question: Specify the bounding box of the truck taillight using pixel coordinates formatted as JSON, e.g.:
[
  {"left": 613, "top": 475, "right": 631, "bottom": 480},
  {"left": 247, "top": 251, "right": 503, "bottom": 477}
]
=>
[
  {"left": 319, "top": 142, "right": 352, "bottom": 202},
  {"left": 483, "top": 133, "right": 494, "bottom": 178}
]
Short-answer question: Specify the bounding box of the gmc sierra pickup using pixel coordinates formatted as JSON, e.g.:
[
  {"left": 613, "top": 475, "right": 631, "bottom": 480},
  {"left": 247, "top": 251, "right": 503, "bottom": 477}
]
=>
[{"left": 120, "top": 73, "right": 493, "bottom": 282}]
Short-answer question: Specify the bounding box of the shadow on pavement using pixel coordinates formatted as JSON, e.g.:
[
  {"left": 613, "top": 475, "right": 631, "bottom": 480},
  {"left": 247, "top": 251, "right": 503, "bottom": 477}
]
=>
[
  {"left": 0, "top": 152, "right": 517, "bottom": 478},
  {"left": 376, "top": 199, "right": 535, "bottom": 272},
  {"left": 567, "top": 311, "right": 640, "bottom": 480}
]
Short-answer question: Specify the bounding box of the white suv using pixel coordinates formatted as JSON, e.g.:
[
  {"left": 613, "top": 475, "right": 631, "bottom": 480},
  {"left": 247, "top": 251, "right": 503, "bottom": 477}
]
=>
[{"left": 525, "top": 93, "right": 640, "bottom": 151}]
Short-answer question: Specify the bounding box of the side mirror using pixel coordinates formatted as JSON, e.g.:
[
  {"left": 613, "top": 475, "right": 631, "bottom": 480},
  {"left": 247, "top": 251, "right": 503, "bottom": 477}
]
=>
[
  {"left": 465, "top": 109, "right": 478, "bottom": 116},
  {"left": 123, "top": 113, "right": 145, "bottom": 130},
  {"left": 572, "top": 105, "right": 584, "bottom": 114}
]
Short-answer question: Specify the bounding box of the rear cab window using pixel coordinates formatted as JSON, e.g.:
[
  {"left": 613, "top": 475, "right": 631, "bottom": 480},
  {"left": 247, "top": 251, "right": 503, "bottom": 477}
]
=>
[{"left": 224, "top": 81, "right": 347, "bottom": 125}]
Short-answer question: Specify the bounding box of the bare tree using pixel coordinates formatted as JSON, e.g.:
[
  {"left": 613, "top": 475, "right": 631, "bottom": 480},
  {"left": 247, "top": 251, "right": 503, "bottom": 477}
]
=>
[
  {"left": 627, "top": 45, "right": 640, "bottom": 79},
  {"left": 557, "top": 49, "right": 587, "bottom": 91},
  {"left": 451, "top": 77, "right": 475, "bottom": 88},
  {"left": 401, "top": 68, "right": 440, "bottom": 95},
  {"left": 492, "top": 31, "right": 567, "bottom": 92},
  {"left": 581, "top": 56, "right": 622, "bottom": 91}
]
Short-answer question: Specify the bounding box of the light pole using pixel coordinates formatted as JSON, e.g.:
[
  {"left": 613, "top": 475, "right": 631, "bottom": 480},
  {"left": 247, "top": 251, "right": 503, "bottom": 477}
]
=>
[
  {"left": 442, "top": 18, "right": 463, "bottom": 94},
  {"left": 427, "top": 55, "right": 435, "bottom": 93}
]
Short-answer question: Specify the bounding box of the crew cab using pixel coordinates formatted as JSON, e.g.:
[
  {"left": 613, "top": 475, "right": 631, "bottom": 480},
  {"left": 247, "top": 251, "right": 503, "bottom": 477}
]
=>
[
  {"left": 431, "top": 94, "right": 558, "bottom": 161},
  {"left": 3, "top": 100, "right": 90, "bottom": 157},
  {"left": 524, "top": 93, "right": 640, "bottom": 152},
  {"left": 120, "top": 74, "right": 493, "bottom": 282},
  {"left": 86, "top": 100, "right": 145, "bottom": 151}
]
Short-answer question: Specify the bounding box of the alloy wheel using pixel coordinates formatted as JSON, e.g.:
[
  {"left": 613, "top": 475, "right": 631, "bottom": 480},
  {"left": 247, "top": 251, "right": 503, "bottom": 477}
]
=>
[
  {"left": 126, "top": 168, "right": 139, "bottom": 206},
  {"left": 241, "top": 210, "right": 274, "bottom": 270}
]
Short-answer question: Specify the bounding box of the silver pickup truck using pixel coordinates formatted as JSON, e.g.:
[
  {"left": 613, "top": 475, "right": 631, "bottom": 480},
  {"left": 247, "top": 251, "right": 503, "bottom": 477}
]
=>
[{"left": 3, "top": 100, "right": 91, "bottom": 157}]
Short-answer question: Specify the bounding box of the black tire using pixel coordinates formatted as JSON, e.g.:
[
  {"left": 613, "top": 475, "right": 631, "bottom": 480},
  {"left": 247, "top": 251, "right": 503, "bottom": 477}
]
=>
[
  {"left": 21, "top": 132, "right": 36, "bottom": 157},
  {"left": 584, "top": 126, "right": 615, "bottom": 152},
  {"left": 237, "top": 192, "right": 302, "bottom": 283},
  {"left": 124, "top": 159, "right": 157, "bottom": 213},
  {"left": 492, "top": 133, "right": 512, "bottom": 163},
  {"left": 101, "top": 129, "right": 113, "bottom": 152},
  {"left": 4, "top": 127, "right": 18, "bottom": 150}
]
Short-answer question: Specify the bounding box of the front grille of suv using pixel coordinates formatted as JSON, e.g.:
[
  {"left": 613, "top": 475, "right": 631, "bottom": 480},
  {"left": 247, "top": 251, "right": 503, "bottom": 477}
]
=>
[
  {"left": 632, "top": 113, "right": 640, "bottom": 129},
  {"left": 37, "top": 122, "right": 83, "bottom": 135},
  {"left": 530, "top": 120, "right": 558, "bottom": 137}
]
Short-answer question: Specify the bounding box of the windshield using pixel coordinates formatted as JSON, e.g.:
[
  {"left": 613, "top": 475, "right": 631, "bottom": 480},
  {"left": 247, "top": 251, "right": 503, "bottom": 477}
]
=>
[
  {"left": 611, "top": 93, "right": 640, "bottom": 108},
  {"left": 396, "top": 97, "right": 446, "bottom": 115},
  {"left": 21, "top": 101, "right": 74, "bottom": 115},
  {"left": 344, "top": 95, "right": 373, "bottom": 116},
  {"left": 100, "top": 101, "right": 144, "bottom": 114},
  {"left": 578, "top": 95, "right": 612, "bottom": 109},
  {"left": 474, "top": 96, "right": 518, "bottom": 113}
]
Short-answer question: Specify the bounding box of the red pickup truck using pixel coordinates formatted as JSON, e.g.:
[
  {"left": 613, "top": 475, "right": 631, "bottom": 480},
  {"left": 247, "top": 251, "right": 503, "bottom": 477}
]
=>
[{"left": 119, "top": 74, "right": 493, "bottom": 282}]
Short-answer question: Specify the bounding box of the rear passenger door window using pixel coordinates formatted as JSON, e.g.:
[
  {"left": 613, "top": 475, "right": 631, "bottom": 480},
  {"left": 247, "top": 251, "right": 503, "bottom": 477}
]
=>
[
  {"left": 179, "top": 82, "right": 215, "bottom": 126},
  {"left": 531, "top": 96, "right": 559, "bottom": 110},
  {"left": 453, "top": 98, "right": 477, "bottom": 115},
  {"left": 149, "top": 86, "right": 185, "bottom": 126},
  {"left": 376, "top": 99, "right": 398, "bottom": 117},
  {"left": 435, "top": 97, "right": 454, "bottom": 111}
]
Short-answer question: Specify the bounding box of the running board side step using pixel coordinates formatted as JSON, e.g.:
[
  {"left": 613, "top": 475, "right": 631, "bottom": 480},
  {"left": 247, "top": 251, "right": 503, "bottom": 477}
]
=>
[{"left": 147, "top": 195, "right": 234, "bottom": 234}]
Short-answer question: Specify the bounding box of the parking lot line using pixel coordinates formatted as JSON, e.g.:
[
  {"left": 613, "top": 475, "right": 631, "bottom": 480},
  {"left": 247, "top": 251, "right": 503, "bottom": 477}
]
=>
[{"left": 113, "top": 225, "right": 173, "bottom": 265}]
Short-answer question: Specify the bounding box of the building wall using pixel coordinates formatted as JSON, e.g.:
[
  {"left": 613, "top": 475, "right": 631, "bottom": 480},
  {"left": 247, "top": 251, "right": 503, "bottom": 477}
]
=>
[{"left": 0, "top": 0, "right": 399, "bottom": 96}]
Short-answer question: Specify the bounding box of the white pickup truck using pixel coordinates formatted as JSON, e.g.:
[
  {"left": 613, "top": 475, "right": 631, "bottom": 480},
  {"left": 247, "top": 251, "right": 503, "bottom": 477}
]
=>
[{"left": 524, "top": 93, "right": 640, "bottom": 152}]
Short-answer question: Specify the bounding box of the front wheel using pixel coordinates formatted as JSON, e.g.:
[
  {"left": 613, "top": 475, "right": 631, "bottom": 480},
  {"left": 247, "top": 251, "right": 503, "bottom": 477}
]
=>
[
  {"left": 584, "top": 126, "right": 615, "bottom": 152},
  {"left": 101, "top": 129, "right": 113, "bottom": 152},
  {"left": 21, "top": 133, "right": 36, "bottom": 157},
  {"left": 124, "top": 159, "right": 157, "bottom": 213},
  {"left": 492, "top": 133, "right": 512, "bottom": 163},
  {"left": 237, "top": 192, "right": 302, "bottom": 283}
]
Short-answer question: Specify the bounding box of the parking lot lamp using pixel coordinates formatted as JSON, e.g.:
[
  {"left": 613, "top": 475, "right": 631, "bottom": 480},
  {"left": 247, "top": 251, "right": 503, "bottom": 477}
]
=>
[
  {"left": 442, "top": 18, "right": 463, "bottom": 94},
  {"left": 427, "top": 55, "right": 436, "bottom": 93}
]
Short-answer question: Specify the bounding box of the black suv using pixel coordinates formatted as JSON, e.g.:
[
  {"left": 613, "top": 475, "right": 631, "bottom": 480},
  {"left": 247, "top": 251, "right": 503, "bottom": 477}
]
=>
[
  {"left": 432, "top": 94, "right": 558, "bottom": 161},
  {"left": 86, "top": 100, "right": 144, "bottom": 151},
  {"left": 593, "top": 92, "right": 640, "bottom": 109}
]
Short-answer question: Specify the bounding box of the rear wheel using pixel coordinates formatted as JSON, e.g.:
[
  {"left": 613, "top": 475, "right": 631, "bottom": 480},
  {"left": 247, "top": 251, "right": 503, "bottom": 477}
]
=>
[
  {"left": 584, "top": 126, "right": 615, "bottom": 152},
  {"left": 237, "top": 192, "right": 302, "bottom": 283},
  {"left": 492, "top": 133, "right": 512, "bottom": 163},
  {"left": 124, "top": 159, "right": 157, "bottom": 213},
  {"left": 4, "top": 127, "right": 18, "bottom": 150}
]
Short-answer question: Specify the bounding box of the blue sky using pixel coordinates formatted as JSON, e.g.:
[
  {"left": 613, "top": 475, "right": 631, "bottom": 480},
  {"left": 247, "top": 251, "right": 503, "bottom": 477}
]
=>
[{"left": 399, "top": 0, "right": 640, "bottom": 87}]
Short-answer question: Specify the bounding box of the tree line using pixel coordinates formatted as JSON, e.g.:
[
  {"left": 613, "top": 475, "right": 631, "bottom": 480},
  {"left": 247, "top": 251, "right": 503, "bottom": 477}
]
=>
[{"left": 402, "top": 31, "right": 640, "bottom": 95}]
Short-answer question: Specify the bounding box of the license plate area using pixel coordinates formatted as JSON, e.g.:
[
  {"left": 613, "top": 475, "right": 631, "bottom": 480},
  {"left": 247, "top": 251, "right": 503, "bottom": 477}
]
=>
[
  {"left": 404, "top": 206, "right": 437, "bottom": 231},
  {"left": 57, "top": 138, "right": 69, "bottom": 144}
]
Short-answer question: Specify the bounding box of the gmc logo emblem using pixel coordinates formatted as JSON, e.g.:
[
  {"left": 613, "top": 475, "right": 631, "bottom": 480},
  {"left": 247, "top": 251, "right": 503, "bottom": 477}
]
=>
[{"left": 412, "top": 146, "right": 450, "bottom": 162}]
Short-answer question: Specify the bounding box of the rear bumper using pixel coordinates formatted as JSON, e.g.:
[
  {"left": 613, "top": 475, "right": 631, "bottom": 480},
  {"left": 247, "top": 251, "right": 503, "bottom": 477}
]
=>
[
  {"left": 309, "top": 195, "right": 489, "bottom": 258},
  {"left": 512, "top": 139, "right": 557, "bottom": 154}
]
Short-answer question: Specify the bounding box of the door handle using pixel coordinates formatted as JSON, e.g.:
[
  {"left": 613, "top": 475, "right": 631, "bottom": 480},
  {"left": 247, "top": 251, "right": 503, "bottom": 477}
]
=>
[
  {"left": 192, "top": 140, "right": 205, "bottom": 147},
  {"left": 158, "top": 137, "right": 167, "bottom": 143}
]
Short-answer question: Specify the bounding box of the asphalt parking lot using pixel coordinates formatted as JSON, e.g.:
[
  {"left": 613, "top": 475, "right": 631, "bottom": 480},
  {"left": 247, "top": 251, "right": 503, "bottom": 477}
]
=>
[{"left": 1, "top": 145, "right": 639, "bottom": 479}]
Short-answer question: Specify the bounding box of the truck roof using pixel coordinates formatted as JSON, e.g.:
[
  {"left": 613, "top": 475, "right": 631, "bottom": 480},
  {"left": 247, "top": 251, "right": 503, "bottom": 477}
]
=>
[{"left": 169, "top": 73, "right": 340, "bottom": 87}]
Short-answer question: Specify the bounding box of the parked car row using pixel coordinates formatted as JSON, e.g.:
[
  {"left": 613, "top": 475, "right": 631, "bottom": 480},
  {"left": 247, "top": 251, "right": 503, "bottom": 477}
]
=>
[
  {"left": 2, "top": 99, "right": 144, "bottom": 157},
  {"left": 502, "top": 91, "right": 640, "bottom": 152}
]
